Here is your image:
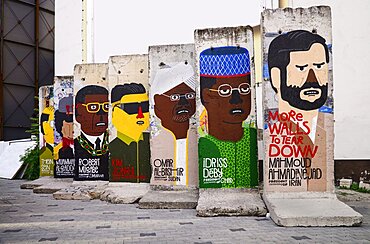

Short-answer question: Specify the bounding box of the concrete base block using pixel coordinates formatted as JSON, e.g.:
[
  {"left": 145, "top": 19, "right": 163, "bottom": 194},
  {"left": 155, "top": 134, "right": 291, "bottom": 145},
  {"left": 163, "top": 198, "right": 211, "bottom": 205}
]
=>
[
  {"left": 53, "top": 181, "right": 108, "bottom": 200},
  {"left": 196, "top": 188, "right": 267, "bottom": 217},
  {"left": 53, "top": 188, "right": 91, "bottom": 200},
  {"left": 20, "top": 177, "right": 54, "bottom": 189},
  {"left": 33, "top": 178, "right": 73, "bottom": 194},
  {"left": 359, "top": 181, "right": 370, "bottom": 190},
  {"left": 100, "top": 182, "right": 149, "bottom": 204},
  {"left": 139, "top": 188, "right": 198, "bottom": 209},
  {"left": 336, "top": 188, "right": 370, "bottom": 202},
  {"left": 263, "top": 192, "right": 363, "bottom": 227}
]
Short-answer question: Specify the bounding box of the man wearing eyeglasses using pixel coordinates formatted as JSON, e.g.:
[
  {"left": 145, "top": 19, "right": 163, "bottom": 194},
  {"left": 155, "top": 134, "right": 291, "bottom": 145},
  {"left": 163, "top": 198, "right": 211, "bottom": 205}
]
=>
[
  {"left": 199, "top": 46, "right": 258, "bottom": 188},
  {"left": 74, "top": 85, "right": 109, "bottom": 180},
  {"left": 151, "top": 62, "right": 198, "bottom": 186},
  {"left": 109, "top": 83, "right": 151, "bottom": 183}
]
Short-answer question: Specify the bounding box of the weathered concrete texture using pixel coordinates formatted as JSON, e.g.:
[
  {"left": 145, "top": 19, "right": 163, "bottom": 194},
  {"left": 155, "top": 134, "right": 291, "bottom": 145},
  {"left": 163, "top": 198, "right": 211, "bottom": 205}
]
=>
[
  {"left": 53, "top": 181, "right": 108, "bottom": 200},
  {"left": 139, "top": 189, "right": 199, "bottom": 209},
  {"left": 264, "top": 192, "right": 363, "bottom": 227},
  {"left": 4, "top": 179, "right": 370, "bottom": 243},
  {"left": 73, "top": 63, "right": 109, "bottom": 181},
  {"left": 262, "top": 6, "right": 334, "bottom": 194},
  {"left": 360, "top": 182, "right": 370, "bottom": 190},
  {"left": 33, "top": 178, "right": 73, "bottom": 194},
  {"left": 196, "top": 188, "right": 267, "bottom": 217},
  {"left": 148, "top": 44, "right": 198, "bottom": 187},
  {"left": 20, "top": 176, "right": 54, "bottom": 189},
  {"left": 336, "top": 188, "right": 370, "bottom": 202},
  {"left": 100, "top": 182, "right": 149, "bottom": 204}
]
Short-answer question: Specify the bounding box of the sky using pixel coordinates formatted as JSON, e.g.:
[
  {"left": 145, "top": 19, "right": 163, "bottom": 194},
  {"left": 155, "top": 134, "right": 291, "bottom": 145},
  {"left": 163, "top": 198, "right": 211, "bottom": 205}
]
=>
[{"left": 93, "top": 0, "right": 264, "bottom": 62}]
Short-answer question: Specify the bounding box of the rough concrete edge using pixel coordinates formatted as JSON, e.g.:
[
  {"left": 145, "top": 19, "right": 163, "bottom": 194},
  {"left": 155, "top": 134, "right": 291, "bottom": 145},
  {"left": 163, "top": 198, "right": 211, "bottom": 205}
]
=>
[
  {"left": 262, "top": 193, "right": 363, "bottom": 227},
  {"left": 149, "top": 184, "right": 198, "bottom": 191},
  {"left": 196, "top": 189, "right": 267, "bottom": 217},
  {"left": 20, "top": 183, "right": 43, "bottom": 189},
  {"left": 19, "top": 177, "right": 54, "bottom": 189},
  {"left": 138, "top": 189, "right": 199, "bottom": 209},
  {"left": 52, "top": 190, "right": 92, "bottom": 200},
  {"left": 99, "top": 183, "right": 150, "bottom": 204},
  {"left": 99, "top": 191, "right": 142, "bottom": 204},
  {"left": 264, "top": 191, "right": 337, "bottom": 199},
  {"left": 138, "top": 201, "right": 197, "bottom": 209},
  {"left": 277, "top": 215, "right": 363, "bottom": 227},
  {"left": 197, "top": 206, "right": 267, "bottom": 217},
  {"left": 51, "top": 182, "right": 108, "bottom": 200},
  {"left": 33, "top": 187, "right": 62, "bottom": 194}
]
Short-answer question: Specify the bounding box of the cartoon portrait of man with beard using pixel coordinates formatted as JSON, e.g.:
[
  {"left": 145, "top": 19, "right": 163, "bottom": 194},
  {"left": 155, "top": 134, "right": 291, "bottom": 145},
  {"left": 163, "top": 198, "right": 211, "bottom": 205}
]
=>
[
  {"left": 268, "top": 30, "right": 332, "bottom": 191},
  {"left": 151, "top": 62, "right": 197, "bottom": 186}
]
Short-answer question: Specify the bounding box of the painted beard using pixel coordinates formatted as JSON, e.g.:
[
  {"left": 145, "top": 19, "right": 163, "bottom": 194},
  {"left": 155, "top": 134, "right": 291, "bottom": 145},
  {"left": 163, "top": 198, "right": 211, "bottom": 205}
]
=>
[
  {"left": 172, "top": 103, "right": 194, "bottom": 123},
  {"left": 281, "top": 80, "right": 328, "bottom": 111}
]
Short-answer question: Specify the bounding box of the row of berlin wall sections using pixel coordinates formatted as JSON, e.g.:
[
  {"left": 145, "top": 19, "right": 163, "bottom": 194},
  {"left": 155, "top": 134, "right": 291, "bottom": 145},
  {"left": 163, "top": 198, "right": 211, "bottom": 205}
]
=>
[{"left": 38, "top": 6, "right": 333, "bottom": 195}]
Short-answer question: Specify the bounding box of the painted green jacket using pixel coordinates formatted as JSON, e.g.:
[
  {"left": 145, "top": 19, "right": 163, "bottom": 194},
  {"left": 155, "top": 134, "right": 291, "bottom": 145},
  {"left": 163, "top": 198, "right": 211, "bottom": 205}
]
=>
[
  {"left": 109, "top": 132, "right": 151, "bottom": 183},
  {"left": 199, "top": 127, "right": 258, "bottom": 188}
]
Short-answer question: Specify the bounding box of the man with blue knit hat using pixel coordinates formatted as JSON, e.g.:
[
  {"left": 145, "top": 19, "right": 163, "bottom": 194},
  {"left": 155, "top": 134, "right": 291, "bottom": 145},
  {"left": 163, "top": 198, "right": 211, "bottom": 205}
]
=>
[{"left": 199, "top": 46, "right": 258, "bottom": 188}]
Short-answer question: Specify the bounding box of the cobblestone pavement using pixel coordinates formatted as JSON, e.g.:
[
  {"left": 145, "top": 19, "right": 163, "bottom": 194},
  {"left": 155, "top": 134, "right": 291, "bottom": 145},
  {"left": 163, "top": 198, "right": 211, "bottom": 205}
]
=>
[{"left": 0, "top": 179, "right": 369, "bottom": 244}]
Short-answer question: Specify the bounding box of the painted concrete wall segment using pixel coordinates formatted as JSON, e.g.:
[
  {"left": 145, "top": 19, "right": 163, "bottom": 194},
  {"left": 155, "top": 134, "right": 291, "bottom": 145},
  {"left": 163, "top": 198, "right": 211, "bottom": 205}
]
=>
[
  {"left": 195, "top": 26, "right": 259, "bottom": 188},
  {"left": 108, "top": 55, "right": 151, "bottom": 182},
  {"left": 262, "top": 6, "right": 334, "bottom": 193},
  {"left": 53, "top": 76, "right": 75, "bottom": 178},
  {"left": 39, "top": 85, "right": 55, "bottom": 176},
  {"left": 149, "top": 44, "right": 198, "bottom": 187},
  {"left": 73, "top": 63, "right": 109, "bottom": 180}
]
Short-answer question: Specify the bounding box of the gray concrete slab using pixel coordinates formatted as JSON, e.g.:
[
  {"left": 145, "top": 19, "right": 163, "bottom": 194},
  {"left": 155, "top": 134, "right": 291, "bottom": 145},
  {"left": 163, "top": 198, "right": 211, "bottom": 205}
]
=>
[
  {"left": 20, "top": 176, "right": 54, "bottom": 189},
  {"left": 139, "top": 189, "right": 198, "bottom": 209},
  {"left": 33, "top": 178, "right": 73, "bottom": 194},
  {"left": 53, "top": 181, "right": 108, "bottom": 200},
  {"left": 100, "top": 182, "right": 149, "bottom": 204},
  {"left": 336, "top": 188, "right": 370, "bottom": 202},
  {"left": 263, "top": 192, "right": 363, "bottom": 227},
  {"left": 197, "top": 188, "right": 267, "bottom": 217}
]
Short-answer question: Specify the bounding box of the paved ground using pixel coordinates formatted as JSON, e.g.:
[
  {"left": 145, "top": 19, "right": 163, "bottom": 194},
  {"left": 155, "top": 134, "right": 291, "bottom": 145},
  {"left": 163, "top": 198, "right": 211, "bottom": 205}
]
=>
[{"left": 0, "top": 179, "right": 370, "bottom": 243}]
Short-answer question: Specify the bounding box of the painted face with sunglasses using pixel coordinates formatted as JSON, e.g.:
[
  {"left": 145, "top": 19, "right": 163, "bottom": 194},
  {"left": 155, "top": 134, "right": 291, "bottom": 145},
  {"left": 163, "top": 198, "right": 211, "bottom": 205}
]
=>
[
  {"left": 76, "top": 94, "right": 109, "bottom": 136},
  {"left": 154, "top": 82, "right": 196, "bottom": 139},
  {"left": 112, "top": 93, "right": 149, "bottom": 141}
]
